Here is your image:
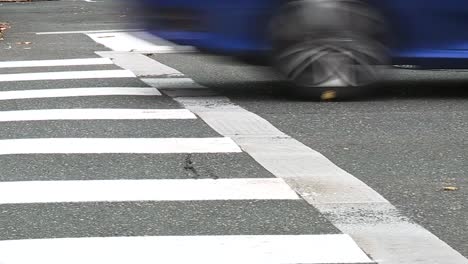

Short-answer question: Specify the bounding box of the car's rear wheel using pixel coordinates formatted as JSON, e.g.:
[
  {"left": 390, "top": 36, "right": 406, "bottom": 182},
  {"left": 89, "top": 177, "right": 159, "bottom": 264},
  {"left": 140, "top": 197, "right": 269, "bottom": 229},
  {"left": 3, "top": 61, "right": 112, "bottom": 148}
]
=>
[{"left": 271, "top": 0, "right": 388, "bottom": 99}]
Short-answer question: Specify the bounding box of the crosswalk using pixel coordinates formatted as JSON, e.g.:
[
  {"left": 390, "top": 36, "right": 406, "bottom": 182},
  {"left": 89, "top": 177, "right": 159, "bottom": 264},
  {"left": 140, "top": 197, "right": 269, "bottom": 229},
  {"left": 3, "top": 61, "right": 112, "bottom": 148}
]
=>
[{"left": 0, "top": 54, "right": 372, "bottom": 263}]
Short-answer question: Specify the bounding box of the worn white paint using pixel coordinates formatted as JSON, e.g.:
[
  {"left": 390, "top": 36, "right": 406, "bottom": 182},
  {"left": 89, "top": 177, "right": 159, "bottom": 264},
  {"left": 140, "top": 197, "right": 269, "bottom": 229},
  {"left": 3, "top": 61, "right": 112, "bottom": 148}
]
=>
[
  {"left": 141, "top": 78, "right": 205, "bottom": 89},
  {"left": 175, "top": 96, "right": 468, "bottom": 264},
  {"left": 36, "top": 29, "right": 143, "bottom": 35},
  {"left": 0, "top": 178, "right": 299, "bottom": 204},
  {"left": 0, "top": 109, "right": 196, "bottom": 122},
  {"left": 88, "top": 32, "right": 191, "bottom": 53},
  {"left": 83, "top": 33, "right": 468, "bottom": 263},
  {"left": 0, "top": 58, "right": 113, "bottom": 68},
  {"left": 0, "top": 234, "right": 372, "bottom": 264},
  {"left": 96, "top": 52, "right": 182, "bottom": 77},
  {"left": 0, "top": 87, "right": 161, "bottom": 100},
  {"left": 178, "top": 98, "right": 288, "bottom": 137},
  {"left": 0, "top": 70, "right": 135, "bottom": 82},
  {"left": 0, "top": 138, "right": 242, "bottom": 155}
]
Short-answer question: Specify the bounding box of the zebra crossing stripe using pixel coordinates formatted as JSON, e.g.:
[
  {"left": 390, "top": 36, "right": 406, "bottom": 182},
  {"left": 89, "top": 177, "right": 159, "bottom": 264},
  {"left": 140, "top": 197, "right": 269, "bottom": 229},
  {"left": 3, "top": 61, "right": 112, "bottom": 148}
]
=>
[
  {"left": 94, "top": 53, "right": 212, "bottom": 94},
  {"left": 97, "top": 52, "right": 182, "bottom": 77},
  {"left": 0, "top": 138, "right": 242, "bottom": 155},
  {"left": 0, "top": 234, "right": 372, "bottom": 264},
  {"left": 141, "top": 78, "right": 205, "bottom": 89},
  {"left": 0, "top": 87, "right": 161, "bottom": 100},
  {"left": 0, "top": 109, "right": 196, "bottom": 122},
  {"left": 0, "top": 178, "right": 299, "bottom": 204},
  {"left": 175, "top": 96, "right": 468, "bottom": 264},
  {"left": 0, "top": 70, "right": 135, "bottom": 82},
  {"left": 88, "top": 32, "right": 166, "bottom": 52},
  {"left": 0, "top": 58, "right": 113, "bottom": 68},
  {"left": 36, "top": 29, "right": 143, "bottom": 35},
  {"left": 88, "top": 32, "right": 192, "bottom": 53}
]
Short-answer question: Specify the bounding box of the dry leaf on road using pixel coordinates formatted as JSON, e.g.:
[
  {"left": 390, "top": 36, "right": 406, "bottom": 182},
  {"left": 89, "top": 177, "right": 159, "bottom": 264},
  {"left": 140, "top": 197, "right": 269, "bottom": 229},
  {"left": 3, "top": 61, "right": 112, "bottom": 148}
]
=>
[{"left": 443, "top": 186, "right": 459, "bottom": 191}]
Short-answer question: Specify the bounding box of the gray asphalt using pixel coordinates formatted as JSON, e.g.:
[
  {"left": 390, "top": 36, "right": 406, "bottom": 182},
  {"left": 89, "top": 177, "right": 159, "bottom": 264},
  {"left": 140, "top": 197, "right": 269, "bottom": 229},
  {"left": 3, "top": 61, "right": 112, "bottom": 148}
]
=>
[
  {"left": 1, "top": 29, "right": 115, "bottom": 60},
  {"left": 151, "top": 52, "right": 468, "bottom": 257},
  {"left": 0, "top": 96, "right": 183, "bottom": 110},
  {"left": 0, "top": 0, "right": 138, "bottom": 33},
  {"left": 0, "top": 0, "right": 341, "bottom": 253},
  {"left": 0, "top": 78, "right": 152, "bottom": 91},
  {"left": 0, "top": 153, "right": 277, "bottom": 181},
  {"left": 2, "top": 0, "right": 467, "bottom": 260},
  {"left": 0, "top": 64, "right": 122, "bottom": 74},
  {"left": 0, "top": 119, "right": 220, "bottom": 138},
  {"left": 0, "top": 200, "right": 338, "bottom": 240}
]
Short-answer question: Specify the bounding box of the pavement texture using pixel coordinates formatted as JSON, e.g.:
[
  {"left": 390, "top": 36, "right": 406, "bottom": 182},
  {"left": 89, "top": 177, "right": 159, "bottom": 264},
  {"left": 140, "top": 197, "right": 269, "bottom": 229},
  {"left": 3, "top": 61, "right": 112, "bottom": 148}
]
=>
[
  {"left": 0, "top": 1, "right": 345, "bottom": 260},
  {"left": 151, "top": 52, "right": 468, "bottom": 257},
  {"left": 0, "top": 0, "right": 467, "bottom": 262}
]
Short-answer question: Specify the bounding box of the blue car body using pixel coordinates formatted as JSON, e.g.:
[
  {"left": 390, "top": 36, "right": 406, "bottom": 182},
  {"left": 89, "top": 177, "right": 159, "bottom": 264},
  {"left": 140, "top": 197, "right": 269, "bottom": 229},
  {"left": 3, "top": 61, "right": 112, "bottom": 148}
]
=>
[{"left": 138, "top": 0, "right": 468, "bottom": 69}]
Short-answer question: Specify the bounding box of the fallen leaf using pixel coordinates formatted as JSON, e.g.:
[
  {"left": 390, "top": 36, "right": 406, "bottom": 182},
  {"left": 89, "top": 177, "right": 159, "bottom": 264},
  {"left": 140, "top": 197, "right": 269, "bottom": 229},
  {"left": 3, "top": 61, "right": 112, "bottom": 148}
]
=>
[
  {"left": 321, "top": 90, "right": 337, "bottom": 100},
  {"left": 443, "top": 186, "right": 458, "bottom": 191}
]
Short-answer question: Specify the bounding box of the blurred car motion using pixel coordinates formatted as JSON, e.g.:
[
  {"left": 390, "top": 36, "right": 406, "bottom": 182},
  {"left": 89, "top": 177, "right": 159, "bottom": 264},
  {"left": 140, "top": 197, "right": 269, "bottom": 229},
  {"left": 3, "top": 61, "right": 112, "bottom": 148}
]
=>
[{"left": 134, "top": 0, "right": 468, "bottom": 97}]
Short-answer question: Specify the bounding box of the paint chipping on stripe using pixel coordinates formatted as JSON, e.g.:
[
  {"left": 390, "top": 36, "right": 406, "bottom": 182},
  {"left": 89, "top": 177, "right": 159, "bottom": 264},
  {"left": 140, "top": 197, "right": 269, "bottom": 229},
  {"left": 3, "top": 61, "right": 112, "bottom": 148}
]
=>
[
  {"left": 175, "top": 95, "right": 468, "bottom": 264},
  {"left": 141, "top": 78, "right": 205, "bottom": 89},
  {"left": 97, "top": 52, "right": 182, "bottom": 77},
  {"left": 88, "top": 32, "right": 171, "bottom": 52}
]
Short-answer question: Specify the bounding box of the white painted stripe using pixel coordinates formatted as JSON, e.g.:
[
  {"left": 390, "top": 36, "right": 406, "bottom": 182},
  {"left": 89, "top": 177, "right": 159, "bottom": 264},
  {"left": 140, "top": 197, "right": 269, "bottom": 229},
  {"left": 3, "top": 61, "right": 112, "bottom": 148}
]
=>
[
  {"left": 89, "top": 32, "right": 194, "bottom": 53},
  {"left": 103, "top": 53, "right": 468, "bottom": 263},
  {"left": 88, "top": 32, "right": 168, "bottom": 52},
  {"left": 96, "top": 52, "right": 182, "bottom": 77},
  {"left": 0, "top": 234, "right": 372, "bottom": 264},
  {"left": 0, "top": 70, "right": 135, "bottom": 82},
  {"left": 0, "top": 178, "right": 299, "bottom": 204},
  {"left": 0, "top": 138, "right": 241, "bottom": 155},
  {"left": 128, "top": 46, "right": 196, "bottom": 54},
  {"left": 0, "top": 109, "right": 196, "bottom": 122},
  {"left": 174, "top": 98, "right": 290, "bottom": 137},
  {"left": 142, "top": 78, "right": 214, "bottom": 97},
  {"left": 0, "top": 58, "right": 112, "bottom": 68},
  {"left": 36, "top": 29, "right": 143, "bottom": 35},
  {"left": 141, "top": 78, "right": 206, "bottom": 89},
  {"left": 0, "top": 87, "right": 161, "bottom": 100},
  {"left": 176, "top": 95, "right": 468, "bottom": 264}
]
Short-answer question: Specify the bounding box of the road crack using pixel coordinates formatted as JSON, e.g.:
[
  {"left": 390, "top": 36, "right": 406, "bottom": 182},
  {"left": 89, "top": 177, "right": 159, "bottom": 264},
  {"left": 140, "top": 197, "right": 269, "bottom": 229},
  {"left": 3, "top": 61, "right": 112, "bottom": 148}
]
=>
[
  {"left": 184, "top": 154, "right": 219, "bottom": 180},
  {"left": 184, "top": 154, "right": 200, "bottom": 179}
]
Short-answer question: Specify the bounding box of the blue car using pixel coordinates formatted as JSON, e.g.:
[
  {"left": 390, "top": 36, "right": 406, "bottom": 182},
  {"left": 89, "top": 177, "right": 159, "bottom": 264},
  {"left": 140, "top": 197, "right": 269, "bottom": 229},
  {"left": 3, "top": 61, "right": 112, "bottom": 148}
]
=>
[{"left": 136, "top": 0, "right": 468, "bottom": 97}]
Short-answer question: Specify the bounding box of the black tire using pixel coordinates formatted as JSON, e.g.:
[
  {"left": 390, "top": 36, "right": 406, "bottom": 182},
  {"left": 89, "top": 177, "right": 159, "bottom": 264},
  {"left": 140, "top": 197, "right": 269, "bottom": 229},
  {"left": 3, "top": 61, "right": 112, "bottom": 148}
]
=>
[{"left": 270, "top": 0, "right": 388, "bottom": 99}]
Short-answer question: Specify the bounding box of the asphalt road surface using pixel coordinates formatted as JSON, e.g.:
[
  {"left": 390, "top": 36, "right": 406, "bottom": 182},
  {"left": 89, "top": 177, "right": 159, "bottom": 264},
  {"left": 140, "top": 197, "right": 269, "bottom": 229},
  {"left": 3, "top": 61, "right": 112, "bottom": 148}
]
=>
[{"left": 0, "top": 0, "right": 466, "bottom": 263}]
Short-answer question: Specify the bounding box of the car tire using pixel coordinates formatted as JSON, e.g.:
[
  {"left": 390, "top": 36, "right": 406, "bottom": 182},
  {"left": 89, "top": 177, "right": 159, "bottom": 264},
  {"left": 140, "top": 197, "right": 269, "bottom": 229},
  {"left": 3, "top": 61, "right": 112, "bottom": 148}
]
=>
[{"left": 271, "top": 0, "right": 388, "bottom": 99}]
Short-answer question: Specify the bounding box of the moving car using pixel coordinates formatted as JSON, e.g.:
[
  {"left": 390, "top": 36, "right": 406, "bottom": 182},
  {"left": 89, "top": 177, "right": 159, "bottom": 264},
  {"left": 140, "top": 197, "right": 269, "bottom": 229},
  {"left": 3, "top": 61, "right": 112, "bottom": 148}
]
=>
[{"left": 135, "top": 0, "right": 468, "bottom": 98}]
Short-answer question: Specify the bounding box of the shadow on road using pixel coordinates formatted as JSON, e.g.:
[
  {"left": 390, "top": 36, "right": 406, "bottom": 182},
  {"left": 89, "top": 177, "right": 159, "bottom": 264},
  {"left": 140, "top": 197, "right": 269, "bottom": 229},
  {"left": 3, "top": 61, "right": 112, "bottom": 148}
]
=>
[{"left": 195, "top": 79, "right": 468, "bottom": 102}]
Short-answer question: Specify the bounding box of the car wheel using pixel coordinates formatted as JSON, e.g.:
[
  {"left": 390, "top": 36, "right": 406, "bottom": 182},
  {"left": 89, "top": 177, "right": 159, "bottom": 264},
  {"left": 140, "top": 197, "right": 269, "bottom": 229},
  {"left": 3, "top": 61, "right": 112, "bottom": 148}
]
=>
[{"left": 271, "top": 0, "right": 388, "bottom": 99}]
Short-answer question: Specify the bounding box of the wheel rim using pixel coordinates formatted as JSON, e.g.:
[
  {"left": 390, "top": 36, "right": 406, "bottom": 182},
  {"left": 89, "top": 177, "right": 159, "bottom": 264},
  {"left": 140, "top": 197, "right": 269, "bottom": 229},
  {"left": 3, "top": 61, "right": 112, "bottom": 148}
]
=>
[
  {"left": 275, "top": 38, "right": 386, "bottom": 87},
  {"left": 271, "top": 0, "right": 388, "bottom": 88}
]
